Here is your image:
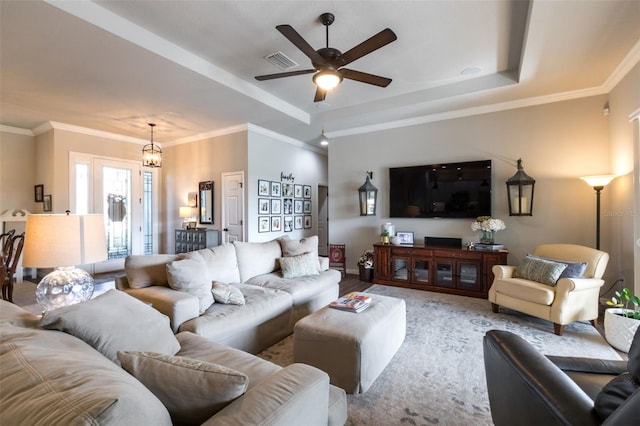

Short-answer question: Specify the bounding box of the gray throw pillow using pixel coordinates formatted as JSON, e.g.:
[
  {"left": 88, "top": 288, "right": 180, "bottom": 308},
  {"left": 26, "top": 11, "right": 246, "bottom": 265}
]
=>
[
  {"left": 211, "top": 281, "right": 245, "bottom": 305},
  {"left": 166, "top": 253, "right": 214, "bottom": 314},
  {"left": 118, "top": 351, "right": 248, "bottom": 425},
  {"left": 39, "top": 290, "right": 180, "bottom": 365},
  {"left": 513, "top": 255, "right": 568, "bottom": 286},
  {"left": 279, "top": 252, "right": 321, "bottom": 279},
  {"left": 528, "top": 254, "right": 587, "bottom": 279}
]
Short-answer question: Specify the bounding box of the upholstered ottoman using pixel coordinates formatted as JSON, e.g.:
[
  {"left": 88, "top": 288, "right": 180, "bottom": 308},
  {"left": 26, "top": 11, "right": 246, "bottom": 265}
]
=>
[{"left": 293, "top": 292, "right": 406, "bottom": 394}]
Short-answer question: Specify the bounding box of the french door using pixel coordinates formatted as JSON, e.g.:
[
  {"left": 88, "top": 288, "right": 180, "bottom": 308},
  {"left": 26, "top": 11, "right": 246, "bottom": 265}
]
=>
[{"left": 70, "top": 153, "right": 158, "bottom": 272}]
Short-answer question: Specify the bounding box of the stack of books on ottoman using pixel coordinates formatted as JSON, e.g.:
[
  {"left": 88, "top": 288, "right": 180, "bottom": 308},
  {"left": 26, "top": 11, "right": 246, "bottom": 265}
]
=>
[{"left": 329, "top": 293, "right": 372, "bottom": 313}]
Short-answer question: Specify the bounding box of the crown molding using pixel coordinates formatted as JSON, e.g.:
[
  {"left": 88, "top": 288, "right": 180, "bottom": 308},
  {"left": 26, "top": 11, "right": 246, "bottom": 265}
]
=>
[
  {"left": 247, "top": 123, "right": 327, "bottom": 156},
  {"left": 168, "top": 124, "right": 249, "bottom": 146},
  {"left": 603, "top": 39, "right": 640, "bottom": 93},
  {"left": 0, "top": 125, "right": 34, "bottom": 136}
]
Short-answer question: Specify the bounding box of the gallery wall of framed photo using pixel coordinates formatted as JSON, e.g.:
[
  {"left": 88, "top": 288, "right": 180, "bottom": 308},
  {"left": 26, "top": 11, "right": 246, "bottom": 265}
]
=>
[{"left": 257, "top": 179, "right": 312, "bottom": 233}]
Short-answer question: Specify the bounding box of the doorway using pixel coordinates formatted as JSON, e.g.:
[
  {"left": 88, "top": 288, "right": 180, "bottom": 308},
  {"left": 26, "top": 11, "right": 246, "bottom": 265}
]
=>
[
  {"left": 317, "top": 185, "right": 328, "bottom": 256},
  {"left": 221, "top": 171, "right": 245, "bottom": 244}
]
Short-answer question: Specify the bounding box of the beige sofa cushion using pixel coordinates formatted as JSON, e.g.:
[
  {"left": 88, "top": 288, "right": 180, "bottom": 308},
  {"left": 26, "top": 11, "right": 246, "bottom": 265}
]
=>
[
  {"left": 197, "top": 244, "right": 242, "bottom": 284},
  {"left": 118, "top": 351, "right": 248, "bottom": 424},
  {"left": 491, "top": 278, "right": 556, "bottom": 305},
  {"left": 0, "top": 304, "right": 172, "bottom": 425},
  {"left": 281, "top": 235, "right": 319, "bottom": 257},
  {"left": 234, "top": 238, "right": 283, "bottom": 281},
  {"left": 167, "top": 253, "right": 214, "bottom": 314},
  {"left": 125, "top": 254, "right": 179, "bottom": 289},
  {"left": 39, "top": 290, "right": 180, "bottom": 365}
]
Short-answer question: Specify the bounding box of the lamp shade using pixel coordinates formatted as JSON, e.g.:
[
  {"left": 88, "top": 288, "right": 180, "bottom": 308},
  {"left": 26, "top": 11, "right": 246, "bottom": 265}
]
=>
[
  {"left": 580, "top": 175, "right": 616, "bottom": 188},
  {"left": 179, "top": 207, "right": 192, "bottom": 218},
  {"left": 23, "top": 214, "right": 107, "bottom": 268},
  {"left": 313, "top": 70, "right": 343, "bottom": 91}
]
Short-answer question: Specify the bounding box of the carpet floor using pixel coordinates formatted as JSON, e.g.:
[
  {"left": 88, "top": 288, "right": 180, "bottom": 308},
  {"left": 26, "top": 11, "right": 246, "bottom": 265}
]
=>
[{"left": 258, "top": 284, "right": 621, "bottom": 426}]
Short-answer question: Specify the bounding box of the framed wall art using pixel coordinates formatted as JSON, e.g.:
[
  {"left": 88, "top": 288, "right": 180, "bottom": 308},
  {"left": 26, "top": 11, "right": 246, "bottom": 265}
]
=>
[
  {"left": 258, "top": 179, "right": 270, "bottom": 196},
  {"left": 34, "top": 184, "right": 44, "bottom": 202},
  {"left": 294, "top": 199, "right": 303, "bottom": 214},
  {"left": 283, "top": 216, "right": 293, "bottom": 232},
  {"left": 304, "top": 215, "right": 312, "bottom": 229},
  {"left": 271, "top": 216, "right": 281, "bottom": 232},
  {"left": 258, "top": 217, "right": 270, "bottom": 233},
  {"left": 303, "top": 185, "right": 311, "bottom": 199},
  {"left": 259, "top": 198, "right": 270, "bottom": 214},
  {"left": 294, "top": 184, "right": 303, "bottom": 198},
  {"left": 294, "top": 216, "right": 303, "bottom": 229},
  {"left": 283, "top": 198, "right": 293, "bottom": 215},
  {"left": 270, "top": 181, "right": 281, "bottom": 197},
  {"left": 397, "top": 231, "right": 414, "bottom": 245},
  {"left": 282, "top": 183, "right": 293, "bottom": 197},
  {"left": 43, "top": 195, "right": 52, "bottom": 212},
  {"left": 303, "top": 200, "right": 312, "bottom": 214},
  {"left": 187, "top": 192, "right": 198, "bottom": 207},
  {"left": 271, "top": 198, "right": 282, "bottom": 214}
]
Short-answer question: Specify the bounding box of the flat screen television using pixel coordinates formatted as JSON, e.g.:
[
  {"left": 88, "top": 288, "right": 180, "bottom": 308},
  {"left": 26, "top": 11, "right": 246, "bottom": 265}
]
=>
[{"left": 389, "top": 160, "right": 492, "bottom": 218}]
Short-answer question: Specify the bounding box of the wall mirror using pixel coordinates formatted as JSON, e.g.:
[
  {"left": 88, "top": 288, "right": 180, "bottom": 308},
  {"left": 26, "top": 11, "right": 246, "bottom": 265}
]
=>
[{"left": 199, "top": 181, "right": 214, "bottom": 224}]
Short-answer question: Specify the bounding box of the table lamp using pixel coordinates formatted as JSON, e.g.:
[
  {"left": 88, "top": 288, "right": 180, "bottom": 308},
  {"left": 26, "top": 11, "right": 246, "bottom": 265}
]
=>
[
  {"left": 22, "top": 213, "right": 107, "bottom": 311},
  {"left": 179, "top": 206, "right": 194, "bottom": 229}
]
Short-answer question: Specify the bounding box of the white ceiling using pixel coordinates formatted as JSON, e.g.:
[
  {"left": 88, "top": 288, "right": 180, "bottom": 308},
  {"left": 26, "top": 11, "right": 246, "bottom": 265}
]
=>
[{"left": 1, "top": 0, "right": 639, "bottom": 147}]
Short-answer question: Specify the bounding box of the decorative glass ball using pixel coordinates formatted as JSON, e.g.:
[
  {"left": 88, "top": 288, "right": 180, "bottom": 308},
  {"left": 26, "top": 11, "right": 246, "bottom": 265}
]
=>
[{"left": 35, "top": 266, "right": 95, "bottom": 311}]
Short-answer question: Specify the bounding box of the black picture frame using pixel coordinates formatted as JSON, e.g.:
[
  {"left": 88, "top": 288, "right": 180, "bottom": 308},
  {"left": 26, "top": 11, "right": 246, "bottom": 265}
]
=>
[
  {"left": 259, "top": 198, "right": 270, "bottom": 214},
  {"left": 34, "top": 184, "right": 44, "bottom": 202},
  {"left": 258, "top": 179, "right": 270, "bottom": 196},
  {"left": 294, "top": 184, "right": 303, "bottom": 198},
  {"left": 304, "top": 215, "right": 312, "bottom": 229},
  {"left": 303, "top": 200, "right": 312, "bottom": 214},
  {"left": 43, "top": 194, "right": 52, "bottom": 212},
  {"left": 294, "top": 199, "right": 303, "bottom": 214},
  {"left": 199, "top": 181, "right": 214, "bottom": 224},
  {"left": 397, "top": 232, "right": 414, "bottom": 245},
  {"left": 282, "top": 183, "right": 293, "bottom": 197},
  {"left": 258, "top": 217, "right": 270, "bottom": 233},
  {"left": 283, "top": 216, "right": 293, "bottom": 232},
  {"left": 303, "top": 185, "right": 311, "bottom": 199},
  {"left": 271, "top": 216, "right": 281, "bottom": 232},
  {"left": 294, "top": 216, "right": 303, "bottom": 229},
  {"left": 283, "top": 198, "right": 293, "bottom": 215},
  {"left": 271, "top": 198, "right": 282, "bottom": 214},
  {"left": 270, "top": 181, "right": 281, "bottom": 197}
]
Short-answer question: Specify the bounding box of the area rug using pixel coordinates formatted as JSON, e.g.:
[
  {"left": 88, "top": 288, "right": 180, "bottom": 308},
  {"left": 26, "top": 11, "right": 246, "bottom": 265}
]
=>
[{"left": 258, "top": 284, "right": 622, "bottom": 426}]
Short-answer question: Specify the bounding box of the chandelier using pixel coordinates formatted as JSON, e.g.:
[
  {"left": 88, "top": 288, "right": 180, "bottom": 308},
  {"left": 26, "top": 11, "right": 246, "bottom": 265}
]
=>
[{"left": 142, "top": 123, "right": 162, "bottom": 168}]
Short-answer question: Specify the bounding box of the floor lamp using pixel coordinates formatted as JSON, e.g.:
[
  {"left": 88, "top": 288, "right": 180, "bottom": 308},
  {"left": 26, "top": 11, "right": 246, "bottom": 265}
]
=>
[{"left": 580, "top": 175, "right": 616, "bottom": 250}]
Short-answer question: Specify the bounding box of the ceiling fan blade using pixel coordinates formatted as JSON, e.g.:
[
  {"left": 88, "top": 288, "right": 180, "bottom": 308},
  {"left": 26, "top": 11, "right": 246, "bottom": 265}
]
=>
[
  {"left": 341, "top": 69, "right": 392, "bottom": 87},
  {"left": 276, "top": 24, "right": 325, "bottom": 65},
  {"left": 340, "top": 28, "right": 397, "bottom": 66},
  {"left": 255, "top": 69, "right": 316, "bottom": 81},
  {"left": 313, "top": 87, "right": 327, "bottom": 102}
]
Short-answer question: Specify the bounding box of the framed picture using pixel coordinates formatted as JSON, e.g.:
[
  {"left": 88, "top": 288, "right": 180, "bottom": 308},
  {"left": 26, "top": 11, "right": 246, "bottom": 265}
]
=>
[
  {"left": 34, "top": 184, "right": 44, "bottom": 202},
  {"left": 304, "top": 215, "right": 312, "bottom": 229},
  {"left": 258, "top": 198, "right": 270, "bottom": 214},
  {"left": 188, "top": 192, "right": 198, "bottom": 207},
  {"left": 258, "top": 217, "right": 270, "bottom": 233},
  {"left": 271, "top": 216, "right": 281, "bottom": 232},
  {"left": 294, "top": 184, "right": 303, "bottom": 198},
  {"left": 258, "top": 179, "right": 270, "bottom": 196},
  {"left": 283, "top": 198, "right": 293, "bottom": 215},
  {"left": 283, "top": 216, "right": 293, "bottom": 232},
  {"left": 282, "top": 183, "right": 293, "bottom": 197},
  {"left": 294, "top": 216, "right": 303, "bottom": 229},
  {"left": 303, "top": 200, "right": 312, "bottom": 214},
  {"left": 303, "top": 185, "right": 311, "bottom": 199},
  {"left": 294, "top": 199, "right": 303, "bottom": 214},
  {"left": 43, "top": 194, "right": 52, "bottom": 212},
  {"left": 397, "top": 231, "right": 414, "bottom": 245},
  {"left": 271, "top": 198, "right": 282, "bottom": 214},
  {"left": 270, "top": 181, "right": 281, "bottom": 197}
]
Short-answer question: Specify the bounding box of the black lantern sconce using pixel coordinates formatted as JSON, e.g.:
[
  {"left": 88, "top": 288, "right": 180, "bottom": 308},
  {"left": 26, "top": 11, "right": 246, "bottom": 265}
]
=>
[
  {"left": 358, "top": 172, "right": 378, "bottom": 216},
  {"left": 506, "top": 158, "right": 535, "bottom": 216}
]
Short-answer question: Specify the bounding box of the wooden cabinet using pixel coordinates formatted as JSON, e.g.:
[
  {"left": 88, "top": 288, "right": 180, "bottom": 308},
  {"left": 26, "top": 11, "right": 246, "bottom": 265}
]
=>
[
  {"left": 175, "top": 229, "right": 219, "bottom": 254},
  {"left": 373, "top": 244, "right": 507, "bottom": 298}
]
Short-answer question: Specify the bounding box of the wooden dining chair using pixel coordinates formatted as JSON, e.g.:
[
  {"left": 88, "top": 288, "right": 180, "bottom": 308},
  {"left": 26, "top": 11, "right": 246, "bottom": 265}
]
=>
[
  {"left": 329, "top": 244, "right": 347, "bottom": 278},
  {"left": 1, "top": 229, "right": 16, "bottom": 256},
  {"left": 2, "top": 232, "right": 25, "bottom": 302}
]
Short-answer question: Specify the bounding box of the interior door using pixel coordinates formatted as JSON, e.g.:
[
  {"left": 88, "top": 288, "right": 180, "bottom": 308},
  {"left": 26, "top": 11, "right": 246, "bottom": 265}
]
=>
[
  {"left": 317, "top": 185, "right": 329, "bottom": 256},
  {"left": 221, "top": 172, "right": 244, "bottom": 244}
]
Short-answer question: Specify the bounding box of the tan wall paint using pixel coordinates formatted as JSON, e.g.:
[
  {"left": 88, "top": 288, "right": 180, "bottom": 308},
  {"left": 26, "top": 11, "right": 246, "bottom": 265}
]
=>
[
  {"left": 162, "top": 131, "right": 248, "bottom": 253},
  {"left": 329, "top": 95, "right": 625, "bottom": 283},
  {"left": 0, "top": 132, "right": 37, "bottom": 213}
]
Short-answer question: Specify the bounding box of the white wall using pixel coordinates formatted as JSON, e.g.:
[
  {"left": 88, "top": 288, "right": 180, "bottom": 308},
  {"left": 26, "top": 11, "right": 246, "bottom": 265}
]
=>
[
  {"left": 329, "top": 95, "right": 624, "bottom": 281},
  {"left": 0, "top": 130, "right": 37, "bottom": 214},
  {"left": 247, "top": 127, "right": 328, "bottom": 242}
]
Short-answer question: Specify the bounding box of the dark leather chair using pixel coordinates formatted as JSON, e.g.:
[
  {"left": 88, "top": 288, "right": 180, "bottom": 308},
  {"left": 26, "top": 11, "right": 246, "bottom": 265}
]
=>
[{"left": 483, "top": 329, "right": 640, "bottom": 425}]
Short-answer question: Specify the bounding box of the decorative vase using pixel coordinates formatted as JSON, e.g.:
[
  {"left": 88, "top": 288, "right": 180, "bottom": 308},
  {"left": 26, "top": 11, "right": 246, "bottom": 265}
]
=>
[
  {"left": 359, "top": 266, "right": 373, "bottom": 282},
  {"left": 604, "top": 308, "right": 640, "bottom": 353},
  {"left": 479, "top": 230, "right": 495, "bottom": 244}
]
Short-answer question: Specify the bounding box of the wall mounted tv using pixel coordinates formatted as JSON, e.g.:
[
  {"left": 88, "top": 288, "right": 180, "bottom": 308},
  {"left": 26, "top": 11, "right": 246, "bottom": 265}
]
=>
[{"left": 389, "top": 160, "right": 492, "bottom": 218}]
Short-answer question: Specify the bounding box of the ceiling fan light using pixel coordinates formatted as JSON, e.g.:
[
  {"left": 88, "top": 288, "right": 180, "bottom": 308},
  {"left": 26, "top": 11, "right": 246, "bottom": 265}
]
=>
[{"left": 313, "top": 70, "right": 342, "bottom": 91}]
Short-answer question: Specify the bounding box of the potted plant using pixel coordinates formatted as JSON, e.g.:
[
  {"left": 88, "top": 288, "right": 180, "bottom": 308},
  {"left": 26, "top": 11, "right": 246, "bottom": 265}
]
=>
[
  {"left": 604, "top": 288, "right": 640, "bottom": 353},
  {"left": 380, "top": 230, "right": 390, "bottom": 244},
  {"left": 358, "top": 249, "right": 374, "bottom": 282}
]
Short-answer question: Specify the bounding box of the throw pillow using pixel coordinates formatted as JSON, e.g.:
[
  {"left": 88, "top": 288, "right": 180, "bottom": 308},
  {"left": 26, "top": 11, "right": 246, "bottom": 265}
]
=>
[
  {"left": 513, "top": 255, "right": 568, "bottom": 286},
  {"left": 166, "top": 253, "right": 214, "bottom": 314},
  {"left": 211, "top": 281, "right": 245, "bottom": 305},
  {"left": 39, "top": 290, "right": 180, "bottom": 365},
  {"left": 528, "top": 254, "right": 588, "bottom": 280},
  {"left": 117, "top": 351, "right": 248, "bottom": 425},
  {"left": 279, "top": 252, "right": 320, "bottom": 279},
  {"left": 280, "top": 235, "right": 319, "bottom": 257}
]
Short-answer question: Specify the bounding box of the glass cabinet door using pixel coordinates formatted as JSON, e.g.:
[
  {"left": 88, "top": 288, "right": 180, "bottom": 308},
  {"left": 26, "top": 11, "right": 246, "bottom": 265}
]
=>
[
  {"left": 459, "top": 262, "right": 481, "bottom": 290},
  {"left": 413, "top": 258, "right": 431, "bottom": 284},
  {"left": 434, "top": 260, "right": 454, "bottom": 287},
  {"left": 392, "top": 257, "right": 410, "bottom": 281}
]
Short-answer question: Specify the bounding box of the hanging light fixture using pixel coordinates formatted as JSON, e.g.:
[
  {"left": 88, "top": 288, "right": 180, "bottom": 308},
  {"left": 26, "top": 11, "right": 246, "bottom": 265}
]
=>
[
  {"left": 319, "top": 128, "right": 329, "bottom": 146},
  {"left": 142, "top": 123, "right": 162, "bottom": 168},
  {"left": 313, "top": 69, "right": 343, "bottom": 91},
  {"left": 358, "top": 172, "right": 378, "bottom": 216},
  {"left": 506, "top": 158, "right": 535, "bottom": 216}
]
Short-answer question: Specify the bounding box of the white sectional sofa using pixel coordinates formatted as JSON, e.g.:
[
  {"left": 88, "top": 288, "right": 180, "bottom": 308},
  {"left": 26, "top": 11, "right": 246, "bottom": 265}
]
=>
[{"left": 116, "top": 236, "right": 342, "bottom": 354}]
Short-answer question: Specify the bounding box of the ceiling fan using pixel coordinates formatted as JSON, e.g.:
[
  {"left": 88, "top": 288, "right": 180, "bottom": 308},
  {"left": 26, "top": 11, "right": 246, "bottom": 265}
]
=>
[{"left": 255, "top": 12, "right": 397, "bottom": 102}]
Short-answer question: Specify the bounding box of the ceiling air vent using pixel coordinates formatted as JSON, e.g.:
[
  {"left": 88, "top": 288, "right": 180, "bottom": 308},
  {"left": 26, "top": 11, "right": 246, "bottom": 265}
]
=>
[{"left": 264, "top": 51, "right": 298, "bottom": 71}]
